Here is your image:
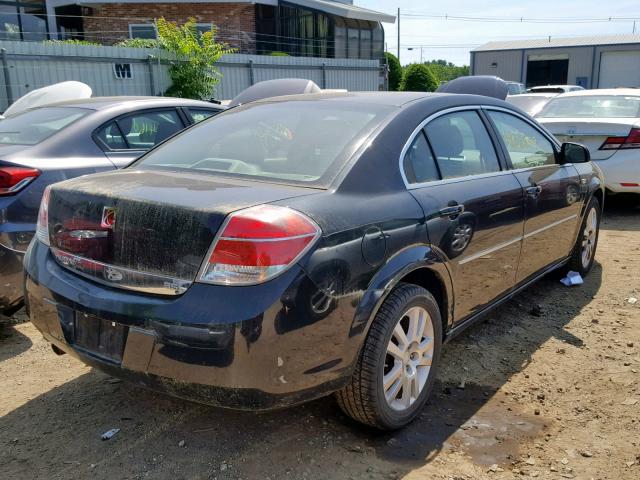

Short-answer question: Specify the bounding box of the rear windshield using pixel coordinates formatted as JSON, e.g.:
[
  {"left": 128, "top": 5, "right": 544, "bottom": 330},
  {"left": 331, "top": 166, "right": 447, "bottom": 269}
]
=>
[
  {"left": 134, "top": 100, "right": 394, "bottom": 188},
  {"left": 530, "top": 87, "right": 565, "bottom": 93},
  {"left": 507, "top": 96, "right": 552, "bottom": 115},
  {"left": 0, "top": 107, "right": 90, "bottom": 145},
  {"left": 539, "top": 95, "right": 640, "bottom": 118}
]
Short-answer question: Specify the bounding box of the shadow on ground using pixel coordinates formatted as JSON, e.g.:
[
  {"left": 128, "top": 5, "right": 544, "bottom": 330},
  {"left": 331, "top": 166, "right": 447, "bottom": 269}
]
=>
[
  {"left": 0, "top": 316, "right": 32, "bottom": 362},
  {"left": 0, "top": 260, "right": 602, "bottom": 479}
]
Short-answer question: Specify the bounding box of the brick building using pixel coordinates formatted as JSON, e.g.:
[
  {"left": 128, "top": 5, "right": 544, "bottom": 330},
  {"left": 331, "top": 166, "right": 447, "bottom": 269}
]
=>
[{"left": 44, "top": 0, "right": 395, "bottom": 59}]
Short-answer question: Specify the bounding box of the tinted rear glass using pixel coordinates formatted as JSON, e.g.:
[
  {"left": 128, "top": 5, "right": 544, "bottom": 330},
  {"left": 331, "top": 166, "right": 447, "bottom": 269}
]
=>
[
  {"left": 507, "top": 96, "right": 552, "bottom": 115},
  {"left": 134, "top": 100, "right": 394, "bottom": 188},
  {"left": 539, "top": 95, "right": 640, "bottom": 118},
  {"left": 0, "top": 107, "right": 90, "bottom": 145}
]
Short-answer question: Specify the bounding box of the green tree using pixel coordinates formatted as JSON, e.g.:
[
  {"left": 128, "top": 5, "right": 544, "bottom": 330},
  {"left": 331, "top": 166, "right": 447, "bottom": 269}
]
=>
[
  {"left": 423, "top": 60, "right": 469, "bottom": 83},
  {"left": 384, "top": 52, "right": 402, "bottom": 91},
  {"left": 399, "top": 63, "right": 438, "bottom": 92},
  {"left": 156, "top": 18, "right": 235, "bottom": 99}
]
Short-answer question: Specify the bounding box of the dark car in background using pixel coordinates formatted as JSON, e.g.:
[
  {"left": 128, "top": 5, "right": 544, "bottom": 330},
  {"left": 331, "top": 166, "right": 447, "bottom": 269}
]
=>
[
  {"left": 25, "top": 91, "right": 603, "bottom": 429},
  {"left": 0, "top": 97, "right": 223, "bottom": 315}
]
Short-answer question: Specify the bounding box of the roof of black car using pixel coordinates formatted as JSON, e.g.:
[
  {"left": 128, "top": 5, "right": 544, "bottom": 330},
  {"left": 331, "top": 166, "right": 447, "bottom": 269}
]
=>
[{"left": 47, "top": 96, "right": 220, "bottom": 110}]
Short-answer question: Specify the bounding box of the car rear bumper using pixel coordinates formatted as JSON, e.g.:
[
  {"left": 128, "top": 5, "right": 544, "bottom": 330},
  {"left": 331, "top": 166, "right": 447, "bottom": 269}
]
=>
[
  {"left": 24, "top": 240, "right": 356, "bottom": 410},
  {"left": 0, "top": 242, "right": 25, "bottom": 313},
  {"left": 594, "top": 152, "right": 640, "bottom": 193}
]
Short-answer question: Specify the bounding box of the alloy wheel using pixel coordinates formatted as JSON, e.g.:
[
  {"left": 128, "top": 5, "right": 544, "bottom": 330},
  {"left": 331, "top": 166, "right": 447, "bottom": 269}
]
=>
[
  {"left": 581, "top": 207, "right": 598, "bottom": 269},
  {"left": 383, "top": 306, "right": 435, "bottom": 411}
]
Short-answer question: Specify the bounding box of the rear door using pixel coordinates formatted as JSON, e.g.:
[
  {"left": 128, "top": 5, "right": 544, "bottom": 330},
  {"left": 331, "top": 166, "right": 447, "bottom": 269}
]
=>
[
  {"left": 93, "top": 108, "right": 187, "bottom": 168},
  {"left": 403, "top": 107, "right": 525, "bottom": 322},
  {"left": 485, "top": 108, "right": 583, "bottom": 282}
]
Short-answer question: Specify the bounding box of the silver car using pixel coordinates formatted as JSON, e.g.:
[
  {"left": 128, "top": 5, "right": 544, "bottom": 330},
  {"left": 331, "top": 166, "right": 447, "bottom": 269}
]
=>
[{"left": 0, "top": 97, "right": 224, "bottom": 315}]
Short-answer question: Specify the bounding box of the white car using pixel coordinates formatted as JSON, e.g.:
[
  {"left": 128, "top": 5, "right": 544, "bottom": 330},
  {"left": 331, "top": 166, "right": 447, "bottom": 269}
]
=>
[
  {"left": 537, "top": 89, "right": 640, "bottom": 195},
  {"left": 528, "top": 85, "right": 585, "bottom": 94}
]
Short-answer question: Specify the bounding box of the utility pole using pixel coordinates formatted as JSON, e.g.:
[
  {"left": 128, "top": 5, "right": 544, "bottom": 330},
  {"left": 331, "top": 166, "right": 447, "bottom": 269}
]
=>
[{"left": 397, "top": 8, "right": 400, "bottom": 62}]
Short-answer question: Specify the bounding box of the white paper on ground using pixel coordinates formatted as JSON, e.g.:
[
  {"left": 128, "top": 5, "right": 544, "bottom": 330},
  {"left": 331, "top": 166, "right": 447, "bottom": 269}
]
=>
[{"left": 560, "top": 271, "right": 584, "bottom": 287}]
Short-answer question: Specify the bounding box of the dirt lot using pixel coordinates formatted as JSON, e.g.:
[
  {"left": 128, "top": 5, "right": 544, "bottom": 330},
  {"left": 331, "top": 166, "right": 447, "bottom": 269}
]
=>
[{"left": 1, "top": 204, "right": 639, "bottom": 480}]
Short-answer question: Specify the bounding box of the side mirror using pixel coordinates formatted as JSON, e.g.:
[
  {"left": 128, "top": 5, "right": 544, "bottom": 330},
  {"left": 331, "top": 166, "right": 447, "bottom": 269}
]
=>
[{"left": 560, "top": 142, "right": 590, "bottom": 164}]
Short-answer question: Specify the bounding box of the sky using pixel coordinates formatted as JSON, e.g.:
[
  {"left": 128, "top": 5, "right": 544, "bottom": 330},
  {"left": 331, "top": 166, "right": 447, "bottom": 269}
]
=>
[{"left": 360, "top": 0, "right": 640, "bottom": 65}]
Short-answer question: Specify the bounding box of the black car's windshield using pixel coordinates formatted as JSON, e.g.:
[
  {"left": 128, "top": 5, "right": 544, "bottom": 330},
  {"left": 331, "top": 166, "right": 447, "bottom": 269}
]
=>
[
  {"left": 135, "top": 100, "right": 394, "bottom": 188},
  {"left": 0, "top": 107, "right": 90, "bottom": 145},
  {"left": 539, "top": 95, "right": 640, "bottom": 118}
]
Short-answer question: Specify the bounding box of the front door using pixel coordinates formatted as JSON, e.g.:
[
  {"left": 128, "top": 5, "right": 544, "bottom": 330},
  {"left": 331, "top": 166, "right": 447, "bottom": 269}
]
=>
[
  {"left": 402, "top": 109, "right": 525, "bottom": 322},
  {"left": 485, "top": 109, "right": 583, "bottom": 282}
]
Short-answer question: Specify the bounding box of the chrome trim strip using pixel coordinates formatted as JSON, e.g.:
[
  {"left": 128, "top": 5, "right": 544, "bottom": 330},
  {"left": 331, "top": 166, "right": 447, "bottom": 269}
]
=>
[
  {"left": 51, "top": 247, "right": 192, "bottom": 295},
  {"left": 523, "top": 214, "right": 578, "bottom": 239},
  {"left": 458, "top": 235, "right": 523, "bottom": 265}
]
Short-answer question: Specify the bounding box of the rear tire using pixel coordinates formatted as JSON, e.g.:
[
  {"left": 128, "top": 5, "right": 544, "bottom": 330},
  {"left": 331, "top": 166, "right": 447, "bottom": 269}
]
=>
[
  {"left": 565, "top": 196, "right": 601, "bottom": 276},
  {"left": 336, "top": 283, "right": 442, "bottom": 430}
]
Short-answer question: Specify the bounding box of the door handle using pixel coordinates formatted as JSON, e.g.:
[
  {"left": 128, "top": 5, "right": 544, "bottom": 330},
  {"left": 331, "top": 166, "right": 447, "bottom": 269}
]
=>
[
  {"left": 438, "top": 204, "right": 465, "bottom": 218},
  {"left": 526, "top": 185, "right": 543, "bottom": 197}
]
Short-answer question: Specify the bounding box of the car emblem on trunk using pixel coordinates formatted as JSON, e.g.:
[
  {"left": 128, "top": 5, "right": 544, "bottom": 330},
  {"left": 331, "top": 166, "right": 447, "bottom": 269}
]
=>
[
  {"left": 104, "top": 267, "right": 123, "bottom": 282},
  {"left": 101, "top": 206, "right": 116, "bottom": 229}
]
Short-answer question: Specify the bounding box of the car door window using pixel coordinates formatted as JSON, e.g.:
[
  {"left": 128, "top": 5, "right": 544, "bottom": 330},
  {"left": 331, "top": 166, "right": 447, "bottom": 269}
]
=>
[
  {"left": 424, "top": 110, "right": 500, "bottom": 180},
  {"left": 402, "top": 131, "right": 439, "bottom": 184},
  {"left": 117, "top": 110, "right": 184, "bottom": 150},
  {"left": 188, "top": 108, "right": 220, "bottom": 123},
  {"left": 95, "top": 121, "right": 127, "bottom": 150},
  {"left": 487, "top": 111, "right": 556, "bottom": 169}
]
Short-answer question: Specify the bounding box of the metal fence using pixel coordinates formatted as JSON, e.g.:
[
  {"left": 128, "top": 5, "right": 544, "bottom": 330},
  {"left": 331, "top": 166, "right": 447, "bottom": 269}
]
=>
[{"left": 0, "top": 40, "right": 383, "bottom": 111}]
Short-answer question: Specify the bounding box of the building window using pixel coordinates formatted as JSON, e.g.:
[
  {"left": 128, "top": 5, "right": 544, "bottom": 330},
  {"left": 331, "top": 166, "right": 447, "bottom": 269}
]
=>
[
  {"left": 0, "top": 4, "right": 20, "bottom": 40},
  {"left": 20, "top": 5, "right": 48, "bottom": 41},
  {"left": 347, "top": 22, "right": 359, "bottom": 59},
  {"left": 255, "top": 3, "right": 384, "bottom": 59},
  {"left": 129, "top": 24, "right": 157, "bottom": 40},
  {"left": 334, "top": 17, "right": 346, "bottom": 58},
  {"left": 195, "top": 23, "right": 212, "bottom": 37},
  {"left": 0, "top": 1, "right": 49, "bottom": 41}
]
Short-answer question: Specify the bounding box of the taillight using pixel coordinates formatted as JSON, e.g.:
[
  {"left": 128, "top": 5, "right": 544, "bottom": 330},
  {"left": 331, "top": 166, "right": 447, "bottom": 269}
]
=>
[
  {"left": 199, "top": 205, "right": 321, "bottom": 286},
  {"left": 0, "top": 166, "right": 40, "bottom": 195},
  {"left": 600, "top": 128, "right": 640, "bottom": 150},
  {"left": 36, "top": 185, "right": 51, "bottom": 246}
]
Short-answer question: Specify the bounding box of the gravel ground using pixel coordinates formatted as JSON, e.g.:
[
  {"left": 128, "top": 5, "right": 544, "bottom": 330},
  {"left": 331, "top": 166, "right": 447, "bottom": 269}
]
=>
[{"left": 1, "top": 203, "right": 639, "bottom": 480}]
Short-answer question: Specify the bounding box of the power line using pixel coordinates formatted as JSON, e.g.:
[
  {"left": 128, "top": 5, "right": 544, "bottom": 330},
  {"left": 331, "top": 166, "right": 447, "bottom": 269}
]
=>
[{"left": 399, "top": 12, "right": 640, "bottom": 24}]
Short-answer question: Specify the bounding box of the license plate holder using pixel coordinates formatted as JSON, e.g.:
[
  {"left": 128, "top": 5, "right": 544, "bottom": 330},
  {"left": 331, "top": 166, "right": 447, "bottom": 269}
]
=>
[{"left": 74, "top": 312, "right": 128, "bottom": 363}]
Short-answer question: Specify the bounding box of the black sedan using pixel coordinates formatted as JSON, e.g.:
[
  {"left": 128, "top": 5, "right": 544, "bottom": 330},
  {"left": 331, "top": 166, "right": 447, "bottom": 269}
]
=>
[
  {"left": 25, "top": 91, "right": 603, "bottom": 429},
  {"left": 0, "top": 97, "right": 223, "bottom": 315}
]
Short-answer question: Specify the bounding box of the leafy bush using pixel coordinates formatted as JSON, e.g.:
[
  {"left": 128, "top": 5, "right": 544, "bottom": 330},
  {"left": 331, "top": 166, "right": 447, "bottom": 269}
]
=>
[
  {"left": 44, "top": 39, "right": 100, "bottom": 46},
  {"left": 157, "top": 17, "right": 235, "bottom": 100},
  {"left": 399, "top": 63, "right": 438, "bottom": 92},
  {"left": 268, "top": 51, "right": 289, "bottom": 56},
  {"left": 115, "top": 38, "right": 160, "bottom": 49},
  {"left": 384, "top": 52, "right": 402, "bottom": 91},
  {"left": 423, "top": 60, "right": 469, "bottom": 83}
]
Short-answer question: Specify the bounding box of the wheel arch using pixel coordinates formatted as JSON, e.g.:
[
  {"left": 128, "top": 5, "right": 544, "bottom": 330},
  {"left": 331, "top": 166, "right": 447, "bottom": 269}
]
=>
[{"left": 350, "top": 245, "right": 454, "bottom": 342}]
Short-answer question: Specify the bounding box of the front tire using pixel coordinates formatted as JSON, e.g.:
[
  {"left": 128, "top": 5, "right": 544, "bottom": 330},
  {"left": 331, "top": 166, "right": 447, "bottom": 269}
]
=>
[
  {"left": 336, "top": 283, "right": 443, "bottom": 430},
  {"left": 566, "top": 197, "right": 601, "bottom": 276}
]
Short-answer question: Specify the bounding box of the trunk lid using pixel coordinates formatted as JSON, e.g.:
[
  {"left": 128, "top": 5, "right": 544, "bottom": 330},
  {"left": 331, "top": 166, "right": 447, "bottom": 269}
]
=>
[
  {"left": 47, "top": 168, "right": 318, "bottom": 294},
  {"left": 538, "top": 118, "right": 636, "bottom": 160}
]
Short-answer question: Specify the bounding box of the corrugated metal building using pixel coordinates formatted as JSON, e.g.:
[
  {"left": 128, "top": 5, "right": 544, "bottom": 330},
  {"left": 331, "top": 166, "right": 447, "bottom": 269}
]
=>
[{"left": 470, "top": 35, "right": 640, "bottom": 89}]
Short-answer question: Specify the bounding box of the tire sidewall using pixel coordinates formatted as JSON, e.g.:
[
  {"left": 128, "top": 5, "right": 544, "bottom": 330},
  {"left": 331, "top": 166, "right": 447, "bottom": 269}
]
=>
[
  {"left": 577, "top": 198, "right": 601, "bottom": 274},
  {"left": 374, "top": 289, "right": 443, "bottom": 429}
]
